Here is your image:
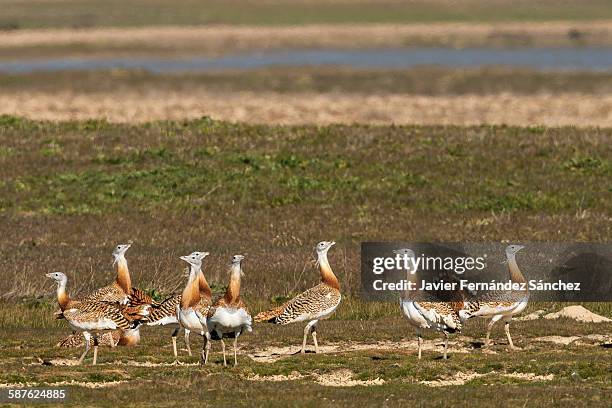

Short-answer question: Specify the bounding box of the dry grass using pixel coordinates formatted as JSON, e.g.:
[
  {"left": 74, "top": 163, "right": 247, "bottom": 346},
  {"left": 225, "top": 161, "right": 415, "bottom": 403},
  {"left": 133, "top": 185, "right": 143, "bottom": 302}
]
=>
[
  {"left": 2, "top": 20, "right": 612, "bottom": 59},
  {"left": 1, "top": 90, "right": 611, "bottom": 127}
]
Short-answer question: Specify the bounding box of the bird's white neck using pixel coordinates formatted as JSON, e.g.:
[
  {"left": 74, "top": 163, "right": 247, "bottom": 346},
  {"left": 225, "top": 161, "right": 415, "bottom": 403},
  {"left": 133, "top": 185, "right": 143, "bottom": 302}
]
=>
[
  {"left": 114, "top": 254, "right": 131, "bottom": 294},
  {"left": 224, "top": 263, "right": 242, "bottom": 303},
  {"left": 506, "top": 253, "right": 527, "bottom": 284},
  {"left": 197, "top": 268, "right": 212, "bottom": 301},
  {"left": 318, "top": 251, "right": 340, "bottom": 290},
  {"left": 56, "top": 278, "right": 70, "bottom": 310},
  {"left": 180, "top": 265, "right": 201, "bottom": 309}
]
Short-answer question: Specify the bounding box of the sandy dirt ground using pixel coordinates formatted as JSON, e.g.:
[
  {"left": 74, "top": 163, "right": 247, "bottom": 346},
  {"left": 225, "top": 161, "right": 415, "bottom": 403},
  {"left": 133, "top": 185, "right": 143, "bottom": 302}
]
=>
[
  {"left": 2, "top": 21, "right": 612, "bottom": 58},
  {"left": 2, "top": 90, "right": 611, "bottom": 127}
]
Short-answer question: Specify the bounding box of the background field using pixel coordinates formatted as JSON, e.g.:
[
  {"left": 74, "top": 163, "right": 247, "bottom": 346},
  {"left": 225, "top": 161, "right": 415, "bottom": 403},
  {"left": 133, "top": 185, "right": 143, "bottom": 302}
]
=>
[{"left": 3, "top": 0, "right": 612, "bottom": 29}]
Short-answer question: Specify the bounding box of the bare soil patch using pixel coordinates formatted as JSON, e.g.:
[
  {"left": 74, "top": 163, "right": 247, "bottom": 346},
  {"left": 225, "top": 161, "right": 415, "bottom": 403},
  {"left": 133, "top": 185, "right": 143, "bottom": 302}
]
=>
[
  {"left": 315, "top": 369, "right": 385, "bottom": 387},
  {"left": 420, "top": 371, "right": 554, "bottom": 387},
  {"left": 248, "top": 371, "right": 305, "bottom": 382}
]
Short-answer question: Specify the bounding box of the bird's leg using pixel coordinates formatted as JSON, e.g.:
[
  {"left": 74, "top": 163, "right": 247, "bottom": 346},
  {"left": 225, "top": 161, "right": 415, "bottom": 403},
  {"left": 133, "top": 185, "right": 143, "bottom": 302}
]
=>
[
  {"left": 417, "top": 329, "right": 422, "bottom": 360},
  {"left": 233, "top": 332, "right": 240, "bottom": 366},
  {"left": 92, "top": 334, "right": 99, "bottom": 365},
  {"left": 199, "top": 331, "right": 208, "bottom": 366},
  {"left": 443, "top": 333, "right": 448, "bottom": 360},
  {"left": 484, "top": 315, "right": 502, "bottom": 348},
  {"left": 185, "top": 329, "right": 192, "bottom": 356},
  {"left": 78, "top": 332, "right": 91, "bottom": 365},
  {"left": 504, "top": 318, "right": 520, "bottom": 350},
  {"left": 171, "top": 328, "right": 179, "bottom": 359},
  {"left": 220, "top": 338, "right": 227, "bottom": 366},
  {"left": 302, "top": 325, "right": 309, "bottom": 354},
  {"left": 311, "top": 324, "right": 319, "bottom": 354},
  {"left": 312, "top": 321, "right": 320, "bottom": 353},
  {"left": 302, "top": 320, "right": 317, "bottom": 354},
  {"left": 204, "top": 332, "right": 211, "bottom": 365}
]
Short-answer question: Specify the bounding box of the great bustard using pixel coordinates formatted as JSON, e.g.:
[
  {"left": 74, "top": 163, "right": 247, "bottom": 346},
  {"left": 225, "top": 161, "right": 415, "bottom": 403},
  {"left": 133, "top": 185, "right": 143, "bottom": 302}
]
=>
[
  {"left": 206, "top": 255, "right": 252, "bottom": 366},
  {"left": 127, "top": 250, "right": 211, "bottom": 359},
  {"left": 84, "top": 243, "right": 134, "bottom": 304},
  {"left": 176, "top": 252, "right": 211, "bottom": 365},
  {"left": 255, "top": 241, "right": 341, "bottom": 354},
  {"left": 46, "top": 272, "right": 148, "bottom": 365},
  {"left": 57, "top": 243, "right": 148, "bottom": 348},
  {"left": 462, "top": 244, "right": 529, "bottom": 350},
  {"left": 395, "top": 248, "right": 464, "bottom": 360}
]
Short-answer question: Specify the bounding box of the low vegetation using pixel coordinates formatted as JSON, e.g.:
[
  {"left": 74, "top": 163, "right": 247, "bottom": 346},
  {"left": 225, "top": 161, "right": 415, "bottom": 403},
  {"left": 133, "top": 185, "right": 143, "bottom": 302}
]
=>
[
  {"left": 2, "top": 0, "right": 612, "bottom": 29},
  {"left": 0, "top": 117, "right": 610, "bottom": 406}
]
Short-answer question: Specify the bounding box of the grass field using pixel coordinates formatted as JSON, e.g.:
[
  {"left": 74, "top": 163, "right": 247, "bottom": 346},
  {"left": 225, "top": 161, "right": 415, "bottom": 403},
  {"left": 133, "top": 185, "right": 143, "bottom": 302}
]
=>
[
  {"left": 1, "top": 118, "right": 611, "bottom": 406},
  {"left": 2, "top": 0, "right": 612, "bottom": 29}
]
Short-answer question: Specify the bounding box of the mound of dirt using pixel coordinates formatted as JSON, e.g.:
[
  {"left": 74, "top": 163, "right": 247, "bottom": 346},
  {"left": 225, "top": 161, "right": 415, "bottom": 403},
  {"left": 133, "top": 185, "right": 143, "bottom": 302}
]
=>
[
  {"left": 516, "top": 310, "right": 546, "bottom": 321},
  {"left": 543, "top": 306, "right": 611, "bottom": 323},
  {"left": 420, "top": 371, "right": 554, "bottom": 387},
  {"left": 421, "top": 372, "right": 484, "bottom": 387},
  {"left": 315, "top": 369, "right": 384, "bottom": 387},
  {"left": 248, "top": 372, "right": 304, "bottom": 382},
  {"left": 535, "top": 336, "right": 581, "bottom": 345},
  {"left": 504, "top": 372, "right": 554, "bottom": 381}
]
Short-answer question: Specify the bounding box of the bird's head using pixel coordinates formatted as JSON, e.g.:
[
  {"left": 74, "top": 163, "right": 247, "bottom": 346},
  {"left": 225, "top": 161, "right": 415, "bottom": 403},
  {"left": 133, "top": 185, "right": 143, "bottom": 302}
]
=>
[
  {"left": 393, "top": 248, "right": 416, "bottom": 259},
  {"left": 505, "top": 244, "right": 525, "bottom": 257},
  {"left": 112, "top": 243, "right": 131, "bottom": 258},
  {"left": 231, "top": 254, "right": 245, "bottom": 264},
  {"left": 315, "top": 241, "right": 335, "bottom": 254},
  {"left": 180, "top": 252, "right": 206, "bottom": 269},
  {"left": 46, "top": 271, "right": 67, "bottom": 285}
]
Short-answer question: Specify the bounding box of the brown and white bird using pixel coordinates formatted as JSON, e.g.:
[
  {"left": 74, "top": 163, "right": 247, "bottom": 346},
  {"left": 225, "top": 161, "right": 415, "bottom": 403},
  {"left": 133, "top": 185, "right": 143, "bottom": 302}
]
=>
[
  {"left": 84, "top": 244, "right": 134, "bottom": 304},
  {"left": 461, "top": 244, "right": 529, "bottom": 350},
  {"left": 57, "top": 243, "right": 151, "bottom": 349},
  {"left": 395, "top": 248, "right": 464, "bottom": 360},
  {"left": 46, "top": 272, "right": 148, "bottom": 365},
  {"left": 176, "top": 252, "right": 212, "bottom": 364},
  {"left": 255, "top": 241, "right": 341, "bottom": 354},
  {"left": 206, "top": 255, "right": 252, "bottom": 366},
  {"left": 145, "top": 270, "right": 212, "bottom": 358}
]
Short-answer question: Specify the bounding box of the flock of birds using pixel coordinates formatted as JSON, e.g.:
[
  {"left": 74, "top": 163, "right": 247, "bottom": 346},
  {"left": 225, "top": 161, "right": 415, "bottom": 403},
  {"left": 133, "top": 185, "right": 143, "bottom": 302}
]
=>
[{"left": 47, "top": 241, "right": 528, "bottom": 366}]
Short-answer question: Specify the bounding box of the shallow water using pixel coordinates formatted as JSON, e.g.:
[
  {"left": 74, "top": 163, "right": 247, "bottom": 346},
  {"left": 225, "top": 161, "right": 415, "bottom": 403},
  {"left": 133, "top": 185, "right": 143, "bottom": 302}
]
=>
[{"left": 1, "top": 47, "right": 611, "bottom": 73}]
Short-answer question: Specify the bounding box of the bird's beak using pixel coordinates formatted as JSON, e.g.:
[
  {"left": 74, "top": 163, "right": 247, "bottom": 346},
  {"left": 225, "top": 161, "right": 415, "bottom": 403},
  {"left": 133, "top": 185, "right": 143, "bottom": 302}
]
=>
[
  {"left": 517, "top": 245, "right": 525, "bottom": 251},
  {"left": 45, "top": 273, "right": 54, "bottom": 278},
  {"left": 330, "top": 241, "right": 336, "bottom": 247},
  {"left": 179, "top": 255, "right": 189, "bottom": 262}
]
